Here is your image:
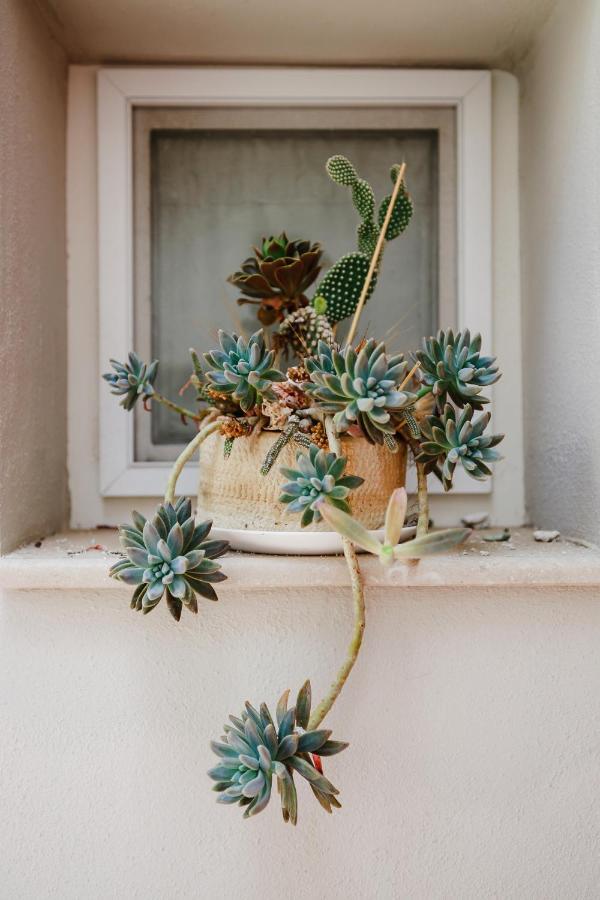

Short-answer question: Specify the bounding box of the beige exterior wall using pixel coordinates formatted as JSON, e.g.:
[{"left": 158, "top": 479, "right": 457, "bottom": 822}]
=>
[
  {"left": 519, "top": 0, "right": 600, "bottom": 543},
  {"left": 0, "top": 0, "right": 68, "bottom": 552}
]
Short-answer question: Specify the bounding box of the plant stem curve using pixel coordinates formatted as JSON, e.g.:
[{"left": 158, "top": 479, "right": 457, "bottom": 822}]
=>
[{"left": 307, "top": 417, "right": 366, "bottom": 730}]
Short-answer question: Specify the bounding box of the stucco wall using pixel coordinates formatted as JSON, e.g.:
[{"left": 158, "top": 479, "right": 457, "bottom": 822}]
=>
[
  {"left": 519, "top": 0, "right": 600, "bottom": 543},
  {"left": 2, "top": 576, "right": 600, "bottom": 899},
  {"left": 0, "top": 0, "right": 68, "bottom": 552}
]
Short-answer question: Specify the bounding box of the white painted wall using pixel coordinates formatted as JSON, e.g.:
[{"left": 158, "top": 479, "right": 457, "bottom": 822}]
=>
[
  {"left": 2, "top": 576, "right": 600, "bottom": 899},
  {"left": 519, "top": 0, "right": 600, "bottom": 544},
  {"left": 0, "top": 0, "right": 68, "bottom": 552}
]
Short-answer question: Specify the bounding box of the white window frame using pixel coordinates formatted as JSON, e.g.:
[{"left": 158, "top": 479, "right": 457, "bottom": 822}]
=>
[{"left": 97, "top": 66, "right": 492, "bottom": 498}]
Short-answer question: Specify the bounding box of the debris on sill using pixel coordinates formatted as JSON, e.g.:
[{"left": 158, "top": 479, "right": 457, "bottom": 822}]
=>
[
  {"left": 482, "top": 529, "right": 511, "bottom": 542},
  {"left": 533, "top": 529, "right": 561, "bottom": 543},
  {"left": 461, "top": 512, "right": 489, "bottom": 529}
]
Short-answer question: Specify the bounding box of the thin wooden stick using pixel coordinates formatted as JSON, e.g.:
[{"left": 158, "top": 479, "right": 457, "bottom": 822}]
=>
[
  {"left": 399, "top": 361, "right": 420, "bottom": 392},
  {"left": 346, "top": 162, "right": 407, "bottom": 347}
]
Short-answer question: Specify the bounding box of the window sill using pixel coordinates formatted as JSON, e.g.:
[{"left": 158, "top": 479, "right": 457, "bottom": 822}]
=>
[{"left": 0, "top": 529, "right": 598, "bottom": 592}]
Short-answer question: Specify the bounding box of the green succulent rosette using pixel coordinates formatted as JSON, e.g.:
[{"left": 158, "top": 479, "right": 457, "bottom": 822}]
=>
[
  {"left": 102, "top": 352, "right": 158, "bottom": 411},
  {"left": 109, "top": 497, "right": 229, "bottom": 621},
  {"left": 208, "top": 680, "right": 348, "bottom": 824},
  {"left": 204, "top": 329, "right": 285, "bottom": 413},
  {"left": 305, "top": 339, "right": 416, "bottom": 444},
  {"left": 279, "top": 444, "right": 364, "bottom": 527},
  {"left": 418, "top": 403, "right": 504, "bottom": 491},
  {"left": 415, "top": 328, "right": 500, "bottom": 410}
]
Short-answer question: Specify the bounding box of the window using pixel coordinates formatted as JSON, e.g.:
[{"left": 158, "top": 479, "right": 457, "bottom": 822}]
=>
[{"left": 97, "top": 68, "right": 492, "bottom": 497}]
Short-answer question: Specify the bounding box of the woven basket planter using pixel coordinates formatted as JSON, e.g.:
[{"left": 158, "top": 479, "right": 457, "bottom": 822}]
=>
[{"left": 197, "top": 430, "right": 407, "bottom": 531}]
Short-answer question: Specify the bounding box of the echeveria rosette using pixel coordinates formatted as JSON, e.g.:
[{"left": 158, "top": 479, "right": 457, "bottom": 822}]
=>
[
  {"left": 317, "top": 487, "right": 470, "bottom": 563},
  {"left": 208, "top": 680, "right": 348, "bottom": 824},
  {"left": 279, "top": 444, "right": 364, "bottom": 527},
  {"left": 102, "top": 352, "right": 158, "bottom": 411},
  {"left": 305, "top": 339, "right": 416, "bottom": 444},
  {"left": 414, "top": 328, "right": 500, "bottom": 410},
  {"left": 204, "top": 330, "right": 286, "bottom": 414},
  {"left": 418, "top": 403, "right": 504, "bottom": 491},
  {"left": 109, "top": 497, "right": 229, "bottom": 621}
]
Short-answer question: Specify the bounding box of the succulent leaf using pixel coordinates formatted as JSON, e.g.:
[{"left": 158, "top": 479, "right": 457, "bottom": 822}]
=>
[
  {"left": 209, "top": 684, "right": 347, "bottom": 824},
  {"left": 204, "top": 329, "right": 285, "bottom": 413},
  {"left": 305, "top": 339, "right": 416, "bottom": 444},
  {"left": 109, "top": 497, "right": 228, "bottom": 619},
  {"left": 279, "top": 444, "right": 364, "bottom": 527},
  {"left": 311, "top": 252, "right": 376, "bottom": 325},
  {"left": 414, "top": 328, "right": 501, "bottom": 409},
  {"left": 417, "top": 403, "right": 504, "bottom": 490},
  {"left": 227, "top": 233, "right": 322, "bottom": 325},
  {"left": 102, "top": 352, "right": 158, "bottom": 411}
]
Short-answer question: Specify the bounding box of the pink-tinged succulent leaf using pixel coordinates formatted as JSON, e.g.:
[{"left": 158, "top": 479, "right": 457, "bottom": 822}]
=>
[
  {"left": 393, "top": 528, "right": 470, "bottom": 559},
  {"left": 384, "top": 487, "right": 408, "bottom": 548},
  {"left": 316, "top": 500, "right": 382, "bottom": 556}
]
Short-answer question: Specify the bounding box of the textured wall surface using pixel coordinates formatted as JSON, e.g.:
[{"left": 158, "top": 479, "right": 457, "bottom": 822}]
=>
[
  {"left": 0, "top": 0, "right": 68, "bottom": 552},
  {"left": 2, "top": 579, "right": 600, "bottom": 899},
  {"left": 519, "top": 0, "right": 600, "bottom": 543}
]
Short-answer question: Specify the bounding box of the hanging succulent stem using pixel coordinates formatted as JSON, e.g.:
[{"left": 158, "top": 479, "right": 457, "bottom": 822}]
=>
[
  {"left": 307, "top": 416, "right": 366, "bottom": 731},
  {"left": 346, "top": 162, "right": 407, "bottom": 346},
  {"left": 164, "top": 413, "right": 222, "bottom": 505},
  {"left": 416, "top": 460, "right": 429, "bottom": 538},
  {"left": 150, "top": 391, "right": 213, "bottom": 425}
]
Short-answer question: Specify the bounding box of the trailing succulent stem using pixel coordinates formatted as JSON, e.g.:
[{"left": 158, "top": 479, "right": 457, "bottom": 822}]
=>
[
  {"left": 164, "top": 416, "right": 222, "bottom": 505},
  {"left": 306, "top": 417, "right": 366, "bottom": 730}
]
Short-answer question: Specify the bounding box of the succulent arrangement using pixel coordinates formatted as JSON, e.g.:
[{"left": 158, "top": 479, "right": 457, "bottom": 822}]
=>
[{"left": 104, "top": 153, "right": 505, "bottom": 826}]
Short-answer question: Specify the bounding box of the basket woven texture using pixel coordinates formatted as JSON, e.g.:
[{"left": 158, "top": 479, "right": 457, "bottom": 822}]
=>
[{"left": 197, "top": 431, "right": 407, "bottom": 531}]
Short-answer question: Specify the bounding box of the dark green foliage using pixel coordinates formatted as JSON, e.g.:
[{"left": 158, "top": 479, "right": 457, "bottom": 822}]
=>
[
  {"left": 109, "top": 498, "right": 229, "bottom": 620},
  {"left": 208, "top": 681, "right": 348, "bottom": 824},
  {"left": 312, "top": 252, "right": 376, "bottom": 325}
]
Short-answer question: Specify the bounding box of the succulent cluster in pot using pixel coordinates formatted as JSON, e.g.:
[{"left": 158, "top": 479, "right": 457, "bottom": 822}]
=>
[{"left": 102, "top": 151, "right": 507, "bottom": 830}]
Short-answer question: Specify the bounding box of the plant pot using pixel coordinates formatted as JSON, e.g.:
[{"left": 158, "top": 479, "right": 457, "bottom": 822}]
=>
[{"left": 197, "top": 430, "right": 407, "bottom": 532}]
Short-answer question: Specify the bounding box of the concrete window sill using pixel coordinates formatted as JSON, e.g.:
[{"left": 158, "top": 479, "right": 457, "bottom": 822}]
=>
[{"left": 0, "top": 529, "right": 599, "bottom": 592}]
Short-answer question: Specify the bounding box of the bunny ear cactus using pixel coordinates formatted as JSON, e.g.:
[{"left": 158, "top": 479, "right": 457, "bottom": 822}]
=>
[
  {"left": 418, "top": 403, "right": 504, "bottom": 490},
  {"left": 312, "top": 155, "right": 413, "bottom": 325},
  {"left": 208, "top": 680, "right": 348, "bottom": 824},
  {"left": 204, "top": 329, "right": 286, "bottom": 413},
  {"left": 109, "top": 498, "right": 229, "bottom": 621}
]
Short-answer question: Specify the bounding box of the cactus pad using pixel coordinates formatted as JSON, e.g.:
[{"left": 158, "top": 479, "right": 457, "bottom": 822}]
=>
[
  {"left": 351, "top": 178, "right": 375, "bottom": 221},
  {"left": 326, "top": 154, "right": 358, "bottom": 186},
  {"left": 378, "top": 188, "right": 413, "bottom": 241},
  {"left": 357, "top": 221, "right": 378, "bottom": 257},
  {"left": 311, "top": 252, "right": 376, "bottom": 324}
]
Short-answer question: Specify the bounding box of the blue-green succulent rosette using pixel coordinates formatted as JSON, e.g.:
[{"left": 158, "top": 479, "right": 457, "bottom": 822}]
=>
[
  {"left": 109, "top": 498, "right": 228, "bottom": 621},
  {"left": 102, "top": 352, "right": 158, "bottom": 411},
  {"left": 279, "top": 444, "right": 364, "bottom": 527}
]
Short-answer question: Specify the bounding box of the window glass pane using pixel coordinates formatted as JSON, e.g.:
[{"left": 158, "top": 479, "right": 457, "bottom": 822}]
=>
[{"left": 148, "top": 128, "right": 439, "bottom": 445}]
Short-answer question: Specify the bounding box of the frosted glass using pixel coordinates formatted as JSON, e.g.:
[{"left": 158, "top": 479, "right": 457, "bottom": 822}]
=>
[{"left": 149, "top": 129, "right": 439, "bottom": 445}]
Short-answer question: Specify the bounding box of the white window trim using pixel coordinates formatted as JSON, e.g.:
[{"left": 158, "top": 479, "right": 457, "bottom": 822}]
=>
[{"left": 97, "top": 66, "right": 492, "bottom": 498}]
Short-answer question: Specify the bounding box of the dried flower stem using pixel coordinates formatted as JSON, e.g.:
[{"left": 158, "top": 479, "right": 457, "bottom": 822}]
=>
[
  {"left": 164, "top": 414, "right": 221, "bottom": 505},
  {"left": 307, "top": 416, "right": 366, "bottom": 730},
  {"left": 346, "top": 162, "right": 407, "bottom": 346}
]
